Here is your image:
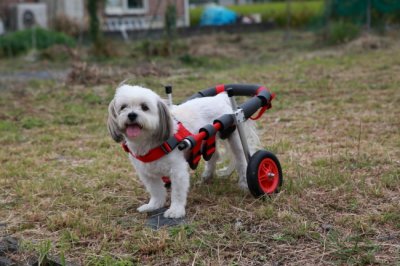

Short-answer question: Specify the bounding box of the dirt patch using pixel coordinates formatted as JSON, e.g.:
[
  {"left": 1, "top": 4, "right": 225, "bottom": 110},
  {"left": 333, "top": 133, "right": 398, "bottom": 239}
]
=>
[
  {"left": 67, "top": 61, "right": 170, "bottom": 86},
  {"left": 134, "top": 62, "right": 170, "bottom": 77},
  {"left": 67, "top": 61, "right": 106, "bottom": 86},
  {"left": 188, "top": 34, "right": 246, "bottom": 58},
  {"left": 0, "top": 70, "right": 68, "bottom": 83},
  {"left": 345, "top": 34, "right": 392, "bottom": 52}
]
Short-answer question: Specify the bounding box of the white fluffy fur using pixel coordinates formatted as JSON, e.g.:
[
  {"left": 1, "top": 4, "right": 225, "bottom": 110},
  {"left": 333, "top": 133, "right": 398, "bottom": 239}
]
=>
[{"left": 107, "top": 85, "right": 259, "bottom": 218}]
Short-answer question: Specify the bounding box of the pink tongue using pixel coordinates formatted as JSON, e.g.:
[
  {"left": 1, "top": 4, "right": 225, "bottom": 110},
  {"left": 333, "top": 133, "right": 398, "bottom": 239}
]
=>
[{"left": 126, "top": 125, "right": 141, "bottom": 138}]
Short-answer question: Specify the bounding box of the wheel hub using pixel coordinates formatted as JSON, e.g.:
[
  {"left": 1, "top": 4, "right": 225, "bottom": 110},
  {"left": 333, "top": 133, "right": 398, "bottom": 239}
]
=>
[{"left": 258, "top": 158, "right": 279, "bottom": 194}]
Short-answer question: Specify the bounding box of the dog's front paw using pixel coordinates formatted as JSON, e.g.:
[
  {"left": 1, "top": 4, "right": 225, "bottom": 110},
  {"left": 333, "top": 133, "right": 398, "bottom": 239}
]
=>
[
  {"left": 137, "top": 202, "right": 164, "bottom": 213},
  {"left": 164, "top": 206, "right": 185, "bottom": 218}
]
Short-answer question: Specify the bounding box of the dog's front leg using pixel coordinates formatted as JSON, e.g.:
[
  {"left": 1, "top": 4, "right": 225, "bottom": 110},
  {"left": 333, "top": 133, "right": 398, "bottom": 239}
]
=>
[
  {"left": 164, "top": 162, "right": 189, "bottom": 218},
  {"left": 137, "top": 175, "right": 167, "bottom": 213}
]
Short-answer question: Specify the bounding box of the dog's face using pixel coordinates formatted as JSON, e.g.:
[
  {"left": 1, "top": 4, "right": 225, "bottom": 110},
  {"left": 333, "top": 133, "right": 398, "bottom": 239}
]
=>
[{"left": 107, "top": 85, "right": 173, "bottom": 143}]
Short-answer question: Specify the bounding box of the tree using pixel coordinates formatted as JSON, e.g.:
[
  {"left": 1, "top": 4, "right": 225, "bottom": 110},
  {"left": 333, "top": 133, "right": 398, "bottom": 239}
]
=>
[{"left": 87, "top": 0, "right": 106, "bottom": 55}]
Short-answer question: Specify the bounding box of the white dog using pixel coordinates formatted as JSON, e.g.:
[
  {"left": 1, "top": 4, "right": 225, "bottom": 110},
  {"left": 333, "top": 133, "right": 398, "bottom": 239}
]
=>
[{"left": 107, "top": 84, "right": 258, "bottom": 218}]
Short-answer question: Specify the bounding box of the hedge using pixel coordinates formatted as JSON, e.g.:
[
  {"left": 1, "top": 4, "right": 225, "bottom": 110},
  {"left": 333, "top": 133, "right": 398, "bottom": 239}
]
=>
[{"left": 0, "top": 27, "right": 76, "bottom": 57}]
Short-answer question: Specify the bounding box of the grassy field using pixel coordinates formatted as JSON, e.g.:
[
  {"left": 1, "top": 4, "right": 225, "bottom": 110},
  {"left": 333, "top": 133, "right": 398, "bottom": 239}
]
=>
[{"left": 0, "top": 31, "right": 399, "bottom": 265}]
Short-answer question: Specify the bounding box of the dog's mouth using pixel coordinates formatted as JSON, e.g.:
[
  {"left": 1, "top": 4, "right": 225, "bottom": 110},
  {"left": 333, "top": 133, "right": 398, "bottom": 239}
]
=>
[{"left": 125, "top": 123, "right": 143, "bottom": 138}]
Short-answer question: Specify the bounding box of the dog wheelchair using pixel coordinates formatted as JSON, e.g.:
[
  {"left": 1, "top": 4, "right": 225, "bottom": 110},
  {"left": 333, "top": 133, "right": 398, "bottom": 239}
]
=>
[{"left": 166, "top": 84, "right": 283, "bottom": 197}]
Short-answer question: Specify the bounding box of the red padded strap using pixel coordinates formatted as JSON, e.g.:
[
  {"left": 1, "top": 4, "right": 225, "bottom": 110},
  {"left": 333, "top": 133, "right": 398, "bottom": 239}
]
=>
[
  {"left": 134, "top": 146, "right": 167, "bottom": 162},
  {"left": 161, "top": 176, "right": 171, "bottom": 184},
  {"left": 121, "top": 123, "right": 192, "bottom": 163},
  {"left": 174, "top": 123, "right": 192, "bottom": 141},
  {"left": 250, "top": 105, "right": 268, "bottom": 120},
  {"left": 215, "top": 84, "right": 225, "bottom": 94},
  {"left": 250, "top": 88, "right": 275, "bottom": 120}
]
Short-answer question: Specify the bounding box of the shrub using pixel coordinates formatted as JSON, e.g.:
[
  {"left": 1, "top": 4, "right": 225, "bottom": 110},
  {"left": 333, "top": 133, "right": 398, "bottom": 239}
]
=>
[
  {"left": 325, "top": 21, "right": 361, "bottom": 45},
  {"left": 190, "top": 1, "right": 324, "bottom": 27},
  {"left": 138, "top": 39, "right": 188, "bottom": 57},
  {"left": 0, "top": 27, "right": 76, "bottom": 57},
  {"left": 40, "top": 44, "right": 73, "bottom": 61},
  {"left": 139, "top": 39, "right": 173, "bottom": 57}
]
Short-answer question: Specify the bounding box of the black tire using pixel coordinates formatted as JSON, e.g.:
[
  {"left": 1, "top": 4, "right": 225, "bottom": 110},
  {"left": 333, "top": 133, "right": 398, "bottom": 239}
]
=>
[{"left": 246, "top": 150, "right": 283, "bottom": 198}]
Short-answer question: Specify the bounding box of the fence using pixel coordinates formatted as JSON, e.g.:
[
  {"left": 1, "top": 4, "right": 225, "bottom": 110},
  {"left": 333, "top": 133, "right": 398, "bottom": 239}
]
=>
[{"left": 325, "top": 0, "right": 400, "bottom": 29}]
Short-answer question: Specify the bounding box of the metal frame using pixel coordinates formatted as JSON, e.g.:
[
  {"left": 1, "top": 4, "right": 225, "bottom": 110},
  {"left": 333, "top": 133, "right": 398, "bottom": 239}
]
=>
[{"left": 228, "top": 93, "right": 251, "bottom": 163}]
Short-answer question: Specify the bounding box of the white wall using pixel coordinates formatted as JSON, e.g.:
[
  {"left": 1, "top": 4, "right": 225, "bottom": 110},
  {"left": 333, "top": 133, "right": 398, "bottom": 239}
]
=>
[
  {"left": 64, "top": 0, "right": 84, "bottom": 21},
  {"left": 41, "top": 0, "right": 85, "bottom": 26}
]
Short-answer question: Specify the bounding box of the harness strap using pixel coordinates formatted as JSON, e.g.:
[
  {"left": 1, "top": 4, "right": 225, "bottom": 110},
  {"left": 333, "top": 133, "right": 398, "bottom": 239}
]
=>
[
  {"left": 250, "top": 105, "right": 268, "bottom": 120},
  {"left": 121, "top": 123, "right": 192, "bottom": 163},
  {"left": 188, "top": 143, "right": 202, "bottom": 170},
  {"left": 202, "top": 135, "right": 216, "bottom": 161},
  {"left": 161, "top": 176, "right": 171, "bottom": 188},
  {"left": 250, "top": 92, "right": 275, "bottom": 120}
]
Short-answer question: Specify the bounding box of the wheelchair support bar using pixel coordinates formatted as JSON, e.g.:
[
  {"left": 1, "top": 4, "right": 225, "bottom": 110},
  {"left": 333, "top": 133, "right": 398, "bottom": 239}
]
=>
[
  {"left": 213, "top": 114, "right": 235, "bottom": 132},
  {"left": 187, "top": 84, "right": 273, "bottom": 118},
  {"left": 179, "top": 83, "right": 275, "bottom": 152},
  {"left": 223, "top": 84, "right": 260, "bottom": 96},
  {"left": 240, "top": 96, "right": 264, "bottom": 119},
  {"left": 188, "top": 84, "right": 269, "bottom": 97},
  {"left": 199, "top": 124, "right": 217, "bottom": 140},
  {"left": 179, "top": 122, "right": 223, "bottom": 150}
]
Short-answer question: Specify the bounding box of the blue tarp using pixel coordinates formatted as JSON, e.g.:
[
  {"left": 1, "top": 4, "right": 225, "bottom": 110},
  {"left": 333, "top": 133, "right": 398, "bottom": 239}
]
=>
[{"left": 200, "top": 5, "right": 238, "bottom": 26}]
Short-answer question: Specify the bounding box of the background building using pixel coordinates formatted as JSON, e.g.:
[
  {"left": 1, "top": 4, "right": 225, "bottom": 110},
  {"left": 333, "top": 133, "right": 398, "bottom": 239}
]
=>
[{"left": 0, "top": 0, "right": 190, "bottom": 33}]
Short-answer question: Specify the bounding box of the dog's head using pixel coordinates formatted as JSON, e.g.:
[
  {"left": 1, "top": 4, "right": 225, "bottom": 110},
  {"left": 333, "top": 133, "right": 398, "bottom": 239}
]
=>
[{"left": 107, "top": 85, "right": 173, "bottom": 144}]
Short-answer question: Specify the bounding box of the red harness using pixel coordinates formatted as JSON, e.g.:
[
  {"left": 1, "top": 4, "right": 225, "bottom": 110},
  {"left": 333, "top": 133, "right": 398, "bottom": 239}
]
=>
[
  {"left": 121, "top": 122, "right": 193, "bottom": 163},
  {"left": 121, "top": 122, "right": 200, "bottom": 187}
]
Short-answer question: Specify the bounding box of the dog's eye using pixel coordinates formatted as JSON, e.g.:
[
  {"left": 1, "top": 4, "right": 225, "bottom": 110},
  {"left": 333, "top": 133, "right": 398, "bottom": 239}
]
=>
[
  {"left": 120, "top": 104, "right": 127, "bottom": 111},
  {"left": 141, "top": 103, "right": 149, "bottom": 111}
]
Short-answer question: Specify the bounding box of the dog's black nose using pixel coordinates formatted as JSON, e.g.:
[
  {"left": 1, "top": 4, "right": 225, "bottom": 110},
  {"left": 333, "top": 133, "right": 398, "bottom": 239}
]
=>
[{"left": 128, "top": 112, "right": 137, "bottom": 121}]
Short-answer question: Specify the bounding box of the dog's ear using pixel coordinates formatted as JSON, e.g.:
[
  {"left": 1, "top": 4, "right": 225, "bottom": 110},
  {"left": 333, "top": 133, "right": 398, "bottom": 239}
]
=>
[
  {"left": 107, "top": 99, "right": 123, "bottom": 143},
  {"left": 156, "top": 100, "right": 173, "bottom": 142}
]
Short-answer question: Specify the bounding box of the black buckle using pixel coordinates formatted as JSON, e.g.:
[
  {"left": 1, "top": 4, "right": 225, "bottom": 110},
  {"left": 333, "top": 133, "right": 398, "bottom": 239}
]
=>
[
  {"left": 160, "top": 137, "right": 179, "bottom": 154},
  {"left": 166, "top": 137, "right": 179, "bottom": 150}
]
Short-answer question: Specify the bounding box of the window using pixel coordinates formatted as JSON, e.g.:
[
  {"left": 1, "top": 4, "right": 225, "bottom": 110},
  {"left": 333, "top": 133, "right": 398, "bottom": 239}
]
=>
[
  {"left": 106, "top": 0, "right": 147, "bottom": 15},
  {"left": 127, "top": 0, "right": 144, "bottom": 9}
]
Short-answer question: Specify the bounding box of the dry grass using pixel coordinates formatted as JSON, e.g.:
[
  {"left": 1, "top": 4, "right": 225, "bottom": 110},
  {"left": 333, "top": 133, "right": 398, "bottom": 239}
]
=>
[{"left": 0, "top": 32, "right": 399, "bottom": 265}]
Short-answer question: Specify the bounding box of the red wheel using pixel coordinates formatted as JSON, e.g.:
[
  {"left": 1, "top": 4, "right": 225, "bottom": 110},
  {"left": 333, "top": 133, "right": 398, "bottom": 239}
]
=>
[{"left": 246, "top": 150, "right": 283, "bottom": 198}]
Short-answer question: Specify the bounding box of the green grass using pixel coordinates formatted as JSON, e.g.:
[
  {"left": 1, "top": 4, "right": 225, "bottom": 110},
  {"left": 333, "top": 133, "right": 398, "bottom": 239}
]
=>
[
  {"left": 0, "top": 31, "right": 399, "bottom": 264},
  {"left": 190, "top": 0, "right": 324, "bottom": 26}
]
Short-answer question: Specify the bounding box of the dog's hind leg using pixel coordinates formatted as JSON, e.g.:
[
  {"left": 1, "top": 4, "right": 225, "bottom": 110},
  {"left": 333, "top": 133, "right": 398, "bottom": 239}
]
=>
[
  {"left": 137, "top": 175, "right": 167, "bottom": 213},
  {"left": 227, "top": 131, "right": 248, "bottom": 190},
  {"left": 201, "top": 150, "right": 219, "bottom": 183},
  {"left": 216, "top": 140, "right": 235, "bottom": 177}
]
